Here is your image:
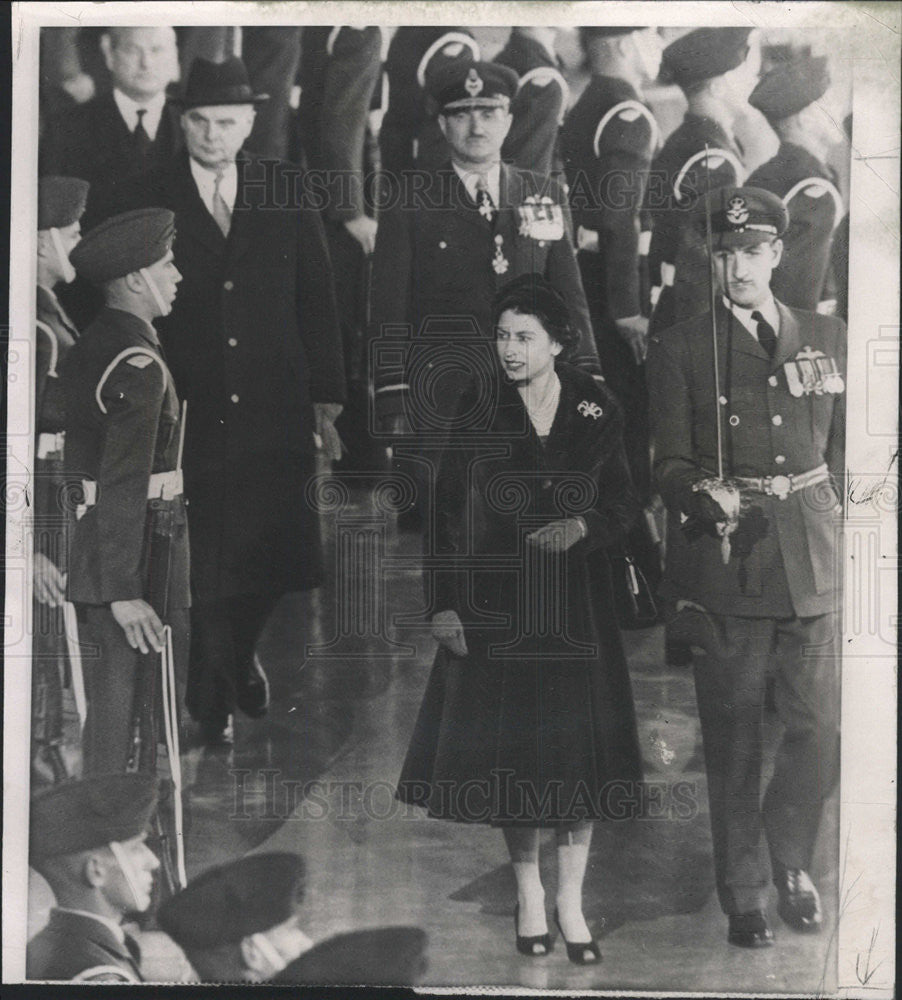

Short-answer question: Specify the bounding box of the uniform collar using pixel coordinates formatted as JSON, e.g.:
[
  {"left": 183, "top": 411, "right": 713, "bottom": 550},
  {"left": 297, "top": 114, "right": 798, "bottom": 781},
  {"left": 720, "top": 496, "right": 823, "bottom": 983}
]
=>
[
  {"left": 452, "top": 161, "right": 502, "bottom": 208},
  {"left": 101, "top": 306, "right": 161, "bottom": 347},
  {"left": 53, "top": 907, "right": 126, "bottom": 946},
  {"left": 112, "top": 88, "right": 166, "bottom": 140},
  {"left": 723, "top": 294, "right": 780, "bottom": 341},
  {"left": 189, "top": 157, "right": 239, "bottom": 215}
]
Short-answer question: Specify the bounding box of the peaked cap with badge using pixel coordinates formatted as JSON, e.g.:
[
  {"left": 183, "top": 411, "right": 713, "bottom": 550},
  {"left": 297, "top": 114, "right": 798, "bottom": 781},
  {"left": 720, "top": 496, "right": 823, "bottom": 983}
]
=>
[
  {"left": 696, "top": 186, "right": 790, "bottom": 249},
  {"left": 427, "top": 59, "right": 518, "bottom": 113}
]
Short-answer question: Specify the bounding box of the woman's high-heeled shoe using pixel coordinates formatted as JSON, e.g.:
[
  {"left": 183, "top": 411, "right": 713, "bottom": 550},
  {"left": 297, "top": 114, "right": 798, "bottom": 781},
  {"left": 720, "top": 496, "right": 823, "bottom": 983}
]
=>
[
  {"left": 514, "top": 903, "right": 552, "bottom": 957},
  {"left": 554, "top": 907, "right": 602, "bottom": 965}
]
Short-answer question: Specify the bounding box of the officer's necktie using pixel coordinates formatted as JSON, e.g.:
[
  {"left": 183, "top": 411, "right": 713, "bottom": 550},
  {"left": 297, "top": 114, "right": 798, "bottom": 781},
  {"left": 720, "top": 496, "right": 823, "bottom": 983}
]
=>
[
  {"left": 474, "top": 175, "right": 495, "bottom": 224},
  {"left": 752, "top": 310, "right": 778, "bottom": 359},
  {"left": 134, "top": 108, "right": 152, "bottom": 158},
  {"left": 212, "top": 168, "right": 232, "bottom": 238}
]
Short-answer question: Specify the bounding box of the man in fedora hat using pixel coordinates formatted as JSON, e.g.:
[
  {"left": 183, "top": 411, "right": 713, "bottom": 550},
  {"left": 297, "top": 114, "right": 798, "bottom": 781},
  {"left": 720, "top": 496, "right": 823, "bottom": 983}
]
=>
[
  {"left": 647, "top": 186, "right": 845, "bottom": 949},
  {"left": 109, "top": 56, "right": 345, "bottom": 746}
]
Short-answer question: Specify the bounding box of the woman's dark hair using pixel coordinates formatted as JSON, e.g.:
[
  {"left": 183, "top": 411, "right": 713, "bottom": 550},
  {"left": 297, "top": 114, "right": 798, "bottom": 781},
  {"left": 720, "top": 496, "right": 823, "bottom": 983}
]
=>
[{"left": 491, "top": 273, "right": 580, "bottom": 359}]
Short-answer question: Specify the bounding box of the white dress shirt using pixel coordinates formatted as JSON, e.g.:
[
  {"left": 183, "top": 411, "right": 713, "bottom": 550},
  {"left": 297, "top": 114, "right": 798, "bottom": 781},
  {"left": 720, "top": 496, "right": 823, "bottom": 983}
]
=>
[
  {"left": 453, "top": 161, "right": 502, "bottom": 208},
  {"left": 112, "top": 88, "right": 166, "bottom": 141},
  {"left": 189, "top": 158, "right": 238, "bottom": 217},
  {"left": 723, "top": 294, "right": 780, "bottom": 343}
]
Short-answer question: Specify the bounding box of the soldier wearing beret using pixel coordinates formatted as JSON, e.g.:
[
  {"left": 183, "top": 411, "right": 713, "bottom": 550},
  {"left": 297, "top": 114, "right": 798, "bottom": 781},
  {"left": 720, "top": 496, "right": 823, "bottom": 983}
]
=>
[
  {"left": 647, "top": 186, "right": 845, "bottom": 948},
  {"left": 494, "top": 28, "right": 569, "bottom": 180},
  {"left": 380, "top": 27, "right": 480, "bottom": 174},
  {"left": 561, "top": 27, "right": 663, "bottom": 502},
  {"left": 31, "top": 176, "right": 88, "bottom": 785},
  {"left": 646, "top": 28, "right": 757, "bottom": 338},
  {"left": 157, "top": 853, "right": 311, "bottom": 982},
  {"left": 63, "top": 208, "right": 188, "bottom": 780},
  {"left": 369, "top": 59, "right": 601, "bottom": 530},
  {"left": 748, "top": 56, "right": 845, "bottom": 313},
  {"left": 27, "top": 773, "right": 160, "bottom": 981}
]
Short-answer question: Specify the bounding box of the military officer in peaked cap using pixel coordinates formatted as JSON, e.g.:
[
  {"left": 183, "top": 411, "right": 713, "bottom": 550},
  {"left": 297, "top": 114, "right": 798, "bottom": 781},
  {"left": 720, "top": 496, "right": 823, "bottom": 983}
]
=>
[
  {"left": 562, "top": 27, "right": 663, "bottom": 502},
  {"left": 63, "top": 208, "right": 188, "bottom": 778},
  {"left": 157, "top": 853, "right": 311, "bottom": 982},
  {"left": 369, "top": 58, "right": 601, "bottom": 530},
  {"left": 27, "top": 773, "right": 160, "bottom": 981},
  {"left": 748, "top": 55, "right": 845, "bottom": 313},
  {"left": 646, "top": 28, "right": 757, "bottom": 338},
  {"left": 31, "top": 175, "right": 89, "bottom": 785},
  {"left": 647, "top": 187, "right": 845, "bottom": 948}
]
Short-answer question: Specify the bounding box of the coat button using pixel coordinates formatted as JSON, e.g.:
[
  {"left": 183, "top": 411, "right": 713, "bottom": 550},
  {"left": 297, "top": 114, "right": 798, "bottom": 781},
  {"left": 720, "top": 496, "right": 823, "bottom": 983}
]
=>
[
  {"left": 768, "top": 375, "right": 778, "bottom": 387},
  {"left": 228, "top": 338, "right": 238, "bottom": 347},
  {"left": 729, "top": 415, "right": 740, "bottom": 427},
  {"left": 223, "top": 280, "right": 234, "bottom": 291},
  {"left": 439, "top": 240, "right": 447, "bottom": 249},
  {"left": 772, "top": 414, "right": 783, "bottom": 426},
  {"left": 542, "top": 479, "right": 552, "bottom": 489},
  {"left": 230, "top": 394, "right": 239, "bottom": 403},
  {"left": 775, "top": 455, "right": 786, "bottom": 465}
]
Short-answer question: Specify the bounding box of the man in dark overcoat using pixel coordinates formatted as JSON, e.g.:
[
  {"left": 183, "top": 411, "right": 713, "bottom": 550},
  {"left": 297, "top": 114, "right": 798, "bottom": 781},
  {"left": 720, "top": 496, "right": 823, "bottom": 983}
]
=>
[
  {"left": 647, "top": 187, "right": 845, "bottom": 948},
  {"left": 369, "top": 59, "right": 601, "bottom": 529},
  {"left": 112, "top": 57, "right": 345, "bottom": 745},
  {"left": 64, "top": 208, "right": 188, "bottom": 776},
  {"left": 747, "top": 56, "right": 845, "bottom": 313},
  {"left": 32, "top": 175, "right": 88, "bottom": 784},
  {"left": 645, "top": 28, "right": 756, "bottom": 335},
  {"left": 28, "top": 774, "right": 160, "bottom": 982}
]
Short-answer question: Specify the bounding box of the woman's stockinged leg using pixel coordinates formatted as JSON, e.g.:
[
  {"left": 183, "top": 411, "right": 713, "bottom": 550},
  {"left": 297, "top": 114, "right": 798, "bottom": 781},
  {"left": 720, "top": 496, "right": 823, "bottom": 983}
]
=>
[
  {"left": 503, "top": 827, "right": 548, "bottom": 939},
  {"left": 555, "top": 820, "right": 594, "bottom": 944}
]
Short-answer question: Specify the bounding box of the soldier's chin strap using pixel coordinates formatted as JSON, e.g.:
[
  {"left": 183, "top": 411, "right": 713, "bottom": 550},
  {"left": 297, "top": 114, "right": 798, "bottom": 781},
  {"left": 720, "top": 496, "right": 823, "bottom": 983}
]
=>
[
  {"left": 108, "top": 840, "right": 145, "bottom": 912},
  {"left": 139, "top": 266, "right": 171, "bottom": 317},
  {"left": 49, "top": 227, "right": 76, "bottom": 284}
]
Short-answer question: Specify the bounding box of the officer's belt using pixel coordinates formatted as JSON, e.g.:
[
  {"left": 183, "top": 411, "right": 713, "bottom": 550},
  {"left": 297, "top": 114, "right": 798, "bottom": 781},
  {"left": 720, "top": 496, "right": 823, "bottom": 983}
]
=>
[
  {"left": 79, "top": 470, "right": 184, "bottom": 510},
  {"left": 734, "top": 463, "right": 829, "bottom": 501},
  {"left": 37, "top": 431, "right": 65, "bottom": 459}
]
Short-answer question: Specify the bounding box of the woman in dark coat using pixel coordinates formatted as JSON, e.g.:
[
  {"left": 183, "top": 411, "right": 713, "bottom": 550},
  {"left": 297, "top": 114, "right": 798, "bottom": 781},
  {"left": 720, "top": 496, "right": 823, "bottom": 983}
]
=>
[{"left": 398, "top": 275, "right": 642, "bottom": 963}]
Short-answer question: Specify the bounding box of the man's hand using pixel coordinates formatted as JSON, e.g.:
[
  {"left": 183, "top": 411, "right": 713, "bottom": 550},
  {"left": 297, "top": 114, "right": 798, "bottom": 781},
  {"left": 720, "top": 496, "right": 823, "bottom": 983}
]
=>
[
  {"left": 526, "top": 518, "right": 585, "bottom": 553},
  {"left": 34, "top": 553, "right": 66, "bottom": 607},
  {"left": 576, "top": 225, "right": 600, "bottom": 253},
  {"left": 614, "top": 314, "right": 649, "bottom": 365},
  {"left": 314, "top": 402, "right": 344, "bottom": 461},
  {"left": 61, "top": 71, "right": 96, "bottom": 104},
  {"left": 343, "top": 214, "right": 378, "bottom": 255},
  {"left": 432, "top": 609, "right": 468, "bottom": 657},
  {"left": 111, "top": 599, "right": 165, "bottom": 654}
]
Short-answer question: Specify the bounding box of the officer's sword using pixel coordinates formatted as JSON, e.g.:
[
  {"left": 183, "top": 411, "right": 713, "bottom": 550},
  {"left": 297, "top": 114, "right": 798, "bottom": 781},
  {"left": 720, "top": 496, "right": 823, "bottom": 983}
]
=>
[
  {"left": 693, "top": 147, "right": 741, "bottom": 564},
  {"left": 62, "top": 602, "right": 87, "bottom": 730}
]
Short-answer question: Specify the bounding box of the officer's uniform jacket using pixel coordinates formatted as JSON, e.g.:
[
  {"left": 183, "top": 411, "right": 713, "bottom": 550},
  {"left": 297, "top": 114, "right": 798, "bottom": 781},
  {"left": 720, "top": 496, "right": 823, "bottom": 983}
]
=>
[
  {"left": 647, "top": 299, "right": 845, "bottom": 619},
  {"left": 562, "top": 74, "right": 659, "bottom": 322},
  {"left": 62, "top": 306, "right": 189, "bottom": 609},
  {"left": 380, "top": 27, "right": 480, "bottom": 174},
  {"left": 298, "top": 26, "right": 383, "bottom": 223},
  {"left": 645, "top": 115, "right": 745, "bottom": 330},
  {"left": 26, "top": 908, "right": 142, "bottom": 982},
  {"left": 495, "top": 32, "right": 569, "bottom": 180},
  {"left": 748, "top": 142, "right": 844, "bottom": 312},
  {"left": 369, "top": 161, "right": 601, "bottom": 423}
]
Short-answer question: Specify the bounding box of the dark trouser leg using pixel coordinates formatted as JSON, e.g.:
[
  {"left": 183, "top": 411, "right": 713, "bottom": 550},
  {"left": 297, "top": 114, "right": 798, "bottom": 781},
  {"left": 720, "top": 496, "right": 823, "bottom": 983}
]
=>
[
  {"left": 764, "top": 613, "right": 840, "bottom": 870},
  {"left": 693, "top": 616, "right": 773, "bottom": 914},
  {"left": 31, "top": 598, "right": 67, "bottom": 783},
  {"left": 187, "top": 593, "right": 279, "bottom": 726}
]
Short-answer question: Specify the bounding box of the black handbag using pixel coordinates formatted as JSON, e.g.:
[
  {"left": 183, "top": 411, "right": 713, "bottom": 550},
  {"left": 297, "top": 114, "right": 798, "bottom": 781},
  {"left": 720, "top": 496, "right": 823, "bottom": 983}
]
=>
[{"left": 610, "top": 520, "right": 662, "bottom": 630}]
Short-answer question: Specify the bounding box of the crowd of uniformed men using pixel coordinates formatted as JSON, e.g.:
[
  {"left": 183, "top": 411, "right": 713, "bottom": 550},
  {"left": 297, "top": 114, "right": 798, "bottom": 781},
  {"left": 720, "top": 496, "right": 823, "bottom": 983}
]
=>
[{"left": 27, "top": 24, "right": 848, "bottom": 981}]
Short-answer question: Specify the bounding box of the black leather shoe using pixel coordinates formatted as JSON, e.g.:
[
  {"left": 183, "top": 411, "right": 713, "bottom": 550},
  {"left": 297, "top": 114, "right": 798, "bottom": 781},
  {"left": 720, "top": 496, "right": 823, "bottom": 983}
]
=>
[
  {"left": 514, "top": 903, "right": 552, "bottom": 957},
  {"left": 773, "top": 866, "right": 822, "bottom": 932},
  {"left": 728, "top": 910, "right": 775, "bottom": 948},
  {"left": 236, "top": 656, "right": 270, "bottom": 718},
  {"left": 198, "top": 714, "right": 234, "bottom": 747}
]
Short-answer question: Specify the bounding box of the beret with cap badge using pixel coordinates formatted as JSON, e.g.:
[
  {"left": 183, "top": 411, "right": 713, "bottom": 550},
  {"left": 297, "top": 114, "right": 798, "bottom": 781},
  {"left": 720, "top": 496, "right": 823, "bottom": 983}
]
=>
[{"left": 662, "top": 27, "right": 753, "bottom": 88}]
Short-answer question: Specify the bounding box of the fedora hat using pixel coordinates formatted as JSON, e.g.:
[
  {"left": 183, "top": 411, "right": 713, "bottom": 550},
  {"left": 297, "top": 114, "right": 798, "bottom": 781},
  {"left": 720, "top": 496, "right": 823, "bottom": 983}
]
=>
[{"left": 175, "top": 56, "right": 269, "bottom": 109}]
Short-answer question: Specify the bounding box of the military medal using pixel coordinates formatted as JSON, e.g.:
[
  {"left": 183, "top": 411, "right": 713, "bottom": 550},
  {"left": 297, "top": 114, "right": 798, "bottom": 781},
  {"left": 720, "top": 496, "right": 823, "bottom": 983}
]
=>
[
  {"left": 517, "top": 195, "right": 565, "bottom": 241},
  {"left": 492, "top": 234, "right": 509, "bottom": 274},
  {"left": 784, "top": 346, "right": 845, "bottom": 397},
  {"left": 477, "top": 190, "right": 495, "bottom": 221}
]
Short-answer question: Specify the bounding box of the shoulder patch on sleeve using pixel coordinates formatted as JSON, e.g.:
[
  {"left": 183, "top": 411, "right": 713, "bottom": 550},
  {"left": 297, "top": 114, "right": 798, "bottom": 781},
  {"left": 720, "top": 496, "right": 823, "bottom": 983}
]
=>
[
  {"left": 517, "top": 67, "right": 569, "bottom": 123},
  {"left": 95, "top": 347, "right": 167, "bottom": 414},
  {"left": 416, "top": 32, "right": 481, "bottom": 88},
  {"left": 783, "top": 177, "right": 844, "bottom": 229},
  {"left": 593, "top": 100, "right": 660, "bottom": 158},
  {"left": 126, "top": 354, "right": 155, "bottom": 369}
]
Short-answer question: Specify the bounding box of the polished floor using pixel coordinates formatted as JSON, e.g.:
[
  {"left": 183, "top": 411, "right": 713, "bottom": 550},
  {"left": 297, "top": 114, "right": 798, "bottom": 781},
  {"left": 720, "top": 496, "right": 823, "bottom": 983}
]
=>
[{"left": 28, "top": 481, "right": 838, "bottom": 992}]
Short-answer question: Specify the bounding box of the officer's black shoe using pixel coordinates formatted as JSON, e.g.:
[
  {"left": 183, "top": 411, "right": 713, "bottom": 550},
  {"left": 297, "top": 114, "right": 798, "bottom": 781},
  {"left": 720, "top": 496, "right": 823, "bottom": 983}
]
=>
[
  {"left": 236, "top": 656, "right": 270, "bottom": 718},
  {"left": 728, "top": 910, "right": 775, "bottom": 948},
  {"left": 773, "top": 866, "right": 822, "bottom": 932},
  {"left": 198, "top": 714, "right": 234, "bottom": 747}
]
